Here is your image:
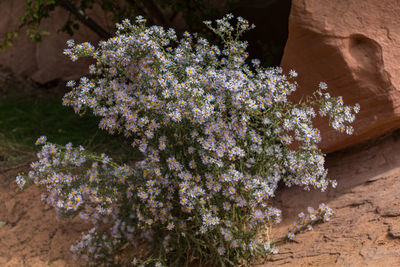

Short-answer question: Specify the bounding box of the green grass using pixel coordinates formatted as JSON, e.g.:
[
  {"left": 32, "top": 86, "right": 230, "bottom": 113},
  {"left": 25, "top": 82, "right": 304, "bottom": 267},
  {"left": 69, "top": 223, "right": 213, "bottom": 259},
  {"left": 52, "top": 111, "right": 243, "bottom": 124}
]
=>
[{"left": 0, "top": 90, "right": 137, "bottom": 168}]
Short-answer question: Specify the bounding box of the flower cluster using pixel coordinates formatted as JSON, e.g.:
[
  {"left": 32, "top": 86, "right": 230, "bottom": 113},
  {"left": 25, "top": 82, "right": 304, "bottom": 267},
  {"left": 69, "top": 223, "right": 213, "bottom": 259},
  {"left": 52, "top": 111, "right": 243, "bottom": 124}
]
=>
[
  {"left": 292, "top": 203, "right": 334, "bottom": 233},
  {"left": 19, "top": 14, "right": 358, "bottom": 266}
]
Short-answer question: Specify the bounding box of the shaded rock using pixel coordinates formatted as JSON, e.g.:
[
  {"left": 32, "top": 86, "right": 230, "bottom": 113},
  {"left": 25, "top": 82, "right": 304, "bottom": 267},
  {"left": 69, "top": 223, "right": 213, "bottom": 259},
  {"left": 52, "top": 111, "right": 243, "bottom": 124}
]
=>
[
  {"left": 281, "top": 0, "right": 400, "bottom": 153},
  {"left": 232, "top": 0, "right": 291, "bottom": 67},
  {"left": 0, "top": 0, "right": 110, "bottom": 84}
]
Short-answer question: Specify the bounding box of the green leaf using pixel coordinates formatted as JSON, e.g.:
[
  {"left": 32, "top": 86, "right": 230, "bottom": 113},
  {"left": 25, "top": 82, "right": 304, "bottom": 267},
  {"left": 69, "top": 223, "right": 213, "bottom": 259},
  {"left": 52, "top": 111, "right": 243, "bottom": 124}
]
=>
[{"left": 0, "top": 221, "right": 6, "bottom": 227}]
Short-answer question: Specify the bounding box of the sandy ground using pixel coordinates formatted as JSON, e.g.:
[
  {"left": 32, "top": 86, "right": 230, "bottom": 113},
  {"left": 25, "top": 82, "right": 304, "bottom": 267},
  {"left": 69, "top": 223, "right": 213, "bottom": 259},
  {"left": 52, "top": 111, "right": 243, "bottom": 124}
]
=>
[
  {"left": 0, "top": 167, "right": 89, "bottom": 267},
  {"left": 1, "top": 130, "right": 400, "bottom": 266}
]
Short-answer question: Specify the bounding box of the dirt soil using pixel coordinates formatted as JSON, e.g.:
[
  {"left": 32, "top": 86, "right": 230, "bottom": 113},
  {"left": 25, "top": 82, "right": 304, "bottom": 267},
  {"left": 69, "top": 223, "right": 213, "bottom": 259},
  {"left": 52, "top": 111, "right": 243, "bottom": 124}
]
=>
[
  {"left": 0, "top": 167, "right": 89, "bottom": 267},
  {"left": 1, "top": 130, "right": 400, "bottom": 266}
]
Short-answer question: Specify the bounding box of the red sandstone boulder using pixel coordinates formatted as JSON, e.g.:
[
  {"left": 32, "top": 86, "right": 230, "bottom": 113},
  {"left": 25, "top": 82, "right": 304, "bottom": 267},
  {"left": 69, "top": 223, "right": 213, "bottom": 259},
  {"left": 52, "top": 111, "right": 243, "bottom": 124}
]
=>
[
  {"left": 281, "top": 0, "right": 400, "bottom": 153},
  {"left": 0, "top": 0, "right": 109, "bottom": 84}
]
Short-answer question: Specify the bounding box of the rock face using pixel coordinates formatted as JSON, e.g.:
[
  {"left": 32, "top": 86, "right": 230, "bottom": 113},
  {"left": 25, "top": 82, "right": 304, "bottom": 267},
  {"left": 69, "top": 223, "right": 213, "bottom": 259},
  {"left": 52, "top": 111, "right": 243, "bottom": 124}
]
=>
[
  {"left": 260, "top": 129, "right": 400, "bottom": 266},
  {"left": 0, "top": 0, "right": 109, "bottom": 84},
  {"left": 281, "top": 0, "right": 400, "bottom": 153}
]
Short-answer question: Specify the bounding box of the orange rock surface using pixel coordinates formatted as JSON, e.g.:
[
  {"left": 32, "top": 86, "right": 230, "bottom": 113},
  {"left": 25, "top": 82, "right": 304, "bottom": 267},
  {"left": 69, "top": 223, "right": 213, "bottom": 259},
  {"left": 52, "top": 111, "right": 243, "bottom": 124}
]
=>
[{"left": 281, "top": 0, "right": 400, "bottom": 153}]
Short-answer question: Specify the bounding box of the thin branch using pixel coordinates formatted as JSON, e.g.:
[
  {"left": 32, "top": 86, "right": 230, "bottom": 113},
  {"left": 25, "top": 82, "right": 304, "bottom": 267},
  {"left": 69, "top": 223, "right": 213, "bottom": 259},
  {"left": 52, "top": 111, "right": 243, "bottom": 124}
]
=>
[
  {"left": 125, "top": 0, "right": 147, "bottom": 18},
  {"left": 126, "top": 0, "right": 154, "bottom": 25},
  {"left": 169, "top": 10, "right": 179, "bottom": 23},
  {"left": 143, "top": 0, "right": 169, "bottom": 27},
  {"left": 1, "top": 162, "right": 32, "bottom": 174},
  {"left": 58, "top": 0, "right": 111, "bottom": 39},
  {"left": 140, "top": 0, "right": 170, "bottom": 27}
]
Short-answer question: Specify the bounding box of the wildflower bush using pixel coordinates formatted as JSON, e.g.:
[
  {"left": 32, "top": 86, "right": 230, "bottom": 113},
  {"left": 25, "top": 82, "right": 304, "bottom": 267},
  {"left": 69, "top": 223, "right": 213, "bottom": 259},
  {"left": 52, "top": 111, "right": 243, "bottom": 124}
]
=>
[{"left": 16, "top": 15, "right": 359, "bottom": 266}]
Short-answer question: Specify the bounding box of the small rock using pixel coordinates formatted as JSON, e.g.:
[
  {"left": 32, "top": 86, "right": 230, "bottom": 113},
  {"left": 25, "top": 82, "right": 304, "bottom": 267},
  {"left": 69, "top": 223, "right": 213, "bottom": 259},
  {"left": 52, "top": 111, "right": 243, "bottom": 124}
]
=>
[
  {"left": 376, "top": 205, "right": 400, "bottom": 217},
  {"left": 389, "top": 223, "right": 400, "bottom": 238}
]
